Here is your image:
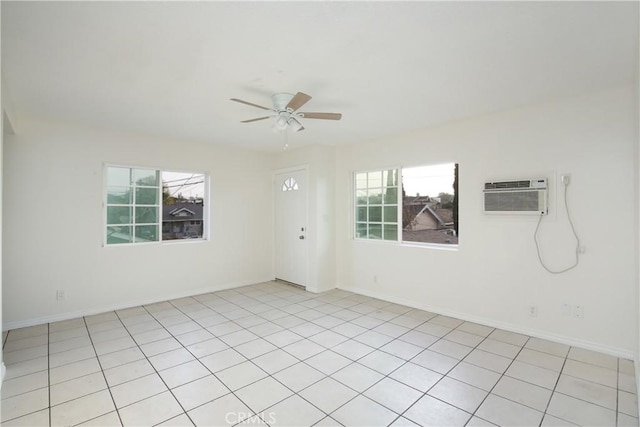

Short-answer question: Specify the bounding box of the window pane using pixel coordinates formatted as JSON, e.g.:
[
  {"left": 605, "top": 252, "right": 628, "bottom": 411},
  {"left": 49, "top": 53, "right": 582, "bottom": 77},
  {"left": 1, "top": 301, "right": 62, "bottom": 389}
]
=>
[
  {"left": 369, "top": 206, "right": 382, "bottom": 222},
  {"left": 107, "top": 167, "right": 131, "bottom": 187},
  {"left": 135, "top": 225, "right": 158, "bottom": 242},
  {"left": 356, "top": 190, "right": 368, "bottom": 205},
  {"left": 383, "top": 224, "right": 398, "bottom": 241},
  {"left": 384, "top": 206, "right": 397, "bottom": 222},
  {"left": 134, "top": 169, "right": 159, "bottom": 186},
  {"left": 136, "top": 187, "right": 158, "bottom": 205},
  {"left": 402, "top": 163, "right": 458, "bottom": 245},
  {"left": 107, "top": 206, "right": 131, "bottom": 225},
  {"left": 107, "top": 226, "right": 132, "bottom": 244},
  {"left": 161, "top": 171, "right": 206, "bottom": 241},
  {"left": 356, "top": 223, "right": 368, "bottom": 238},
  {"left": 107, "top": 187, "right": 132, "bottom": 204},
  {"left": 384, "top": 187, "right": 397, "bottom": 204},
  {"left": 356, "top": 207, "right": 367, "bottom": 222},
  {"left": 367, "top": 171, "right": 382, "bottom": 188},
  {"left": 135, "top": 207, "right": 158, "bottom": 224},
  {"left": 356, "top": 173, "right": 368, "bottom": 189},
  {"left": 383, "top": 169, "right": 398, "bottom": 187},
  {"left": 368, "top": 189, "right": 382, "bottom": 205},
  {"left": 368, "top": 224, "right": 382, "bottom": 239}
]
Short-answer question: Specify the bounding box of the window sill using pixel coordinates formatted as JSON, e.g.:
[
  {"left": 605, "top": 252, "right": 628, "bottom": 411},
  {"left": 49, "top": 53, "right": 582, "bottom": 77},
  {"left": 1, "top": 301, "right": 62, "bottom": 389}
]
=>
[{"left": 353, "top": 238, "right": 459, "bottom": 251}]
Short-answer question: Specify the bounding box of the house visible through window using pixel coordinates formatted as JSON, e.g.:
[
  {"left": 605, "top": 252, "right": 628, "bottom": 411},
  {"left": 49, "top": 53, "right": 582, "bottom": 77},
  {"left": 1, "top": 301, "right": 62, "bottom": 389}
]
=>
[
  {"left": 402, "top": 163, "right": 458, "bottom": 245},
  {"left": 354, "top": 163, "right": 458, "bottom": 246},
  {"left": 105, "top": 166, "right": 207, "bottom": 245}
]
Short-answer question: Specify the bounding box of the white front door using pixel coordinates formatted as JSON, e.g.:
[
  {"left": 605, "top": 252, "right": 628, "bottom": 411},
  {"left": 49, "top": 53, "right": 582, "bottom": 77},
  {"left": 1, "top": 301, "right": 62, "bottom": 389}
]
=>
[{"left": 274, "top": 168, "right": 307, "bottom": 287}]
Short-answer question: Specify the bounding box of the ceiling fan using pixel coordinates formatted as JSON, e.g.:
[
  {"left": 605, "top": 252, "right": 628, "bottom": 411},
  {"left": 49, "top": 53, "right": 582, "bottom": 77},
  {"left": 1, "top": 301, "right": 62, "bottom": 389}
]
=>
[{"left": 230, "top": 92, "right": 342, "bottom": 132}]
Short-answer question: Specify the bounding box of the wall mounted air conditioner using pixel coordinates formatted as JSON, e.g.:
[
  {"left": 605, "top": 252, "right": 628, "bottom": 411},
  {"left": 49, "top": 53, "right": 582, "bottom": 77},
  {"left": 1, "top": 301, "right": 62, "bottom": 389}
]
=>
[{"left": 483, "top": 178, "right": 548, "bottom": 215}]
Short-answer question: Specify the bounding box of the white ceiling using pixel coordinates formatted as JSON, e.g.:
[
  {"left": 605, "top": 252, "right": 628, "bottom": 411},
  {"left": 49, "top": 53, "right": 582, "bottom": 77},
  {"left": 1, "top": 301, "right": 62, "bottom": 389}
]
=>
[{"left": 2, "top": 1, "right": 637, "bottom": 152}]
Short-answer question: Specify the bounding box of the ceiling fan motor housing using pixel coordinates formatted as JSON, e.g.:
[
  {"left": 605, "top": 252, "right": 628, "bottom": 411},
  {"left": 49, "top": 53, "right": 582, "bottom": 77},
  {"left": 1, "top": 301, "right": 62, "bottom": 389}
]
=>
[{"left": 271, "top": 93, "right": 295, "bottom": 112}]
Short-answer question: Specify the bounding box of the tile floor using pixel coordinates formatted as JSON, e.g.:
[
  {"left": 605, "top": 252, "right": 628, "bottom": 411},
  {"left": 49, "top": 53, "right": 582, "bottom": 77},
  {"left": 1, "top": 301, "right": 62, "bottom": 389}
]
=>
[{"left": 1, "top": 281, "right": 638, "bottom": 426}]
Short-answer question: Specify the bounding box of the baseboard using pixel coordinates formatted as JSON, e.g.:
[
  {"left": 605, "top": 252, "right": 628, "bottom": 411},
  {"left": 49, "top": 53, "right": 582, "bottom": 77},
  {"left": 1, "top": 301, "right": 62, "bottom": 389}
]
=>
[
  {"left": 341, "top": 285, "right": 635, "bottom": 360},
  {"left": 3, "top": 277, "right": 273, "bottom": 332}
]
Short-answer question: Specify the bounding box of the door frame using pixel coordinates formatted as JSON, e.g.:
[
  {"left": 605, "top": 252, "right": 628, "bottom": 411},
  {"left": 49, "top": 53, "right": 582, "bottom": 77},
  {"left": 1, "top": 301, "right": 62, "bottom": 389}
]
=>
[{"left": 273, "top": 165, "right": 310, "bottom": 288}]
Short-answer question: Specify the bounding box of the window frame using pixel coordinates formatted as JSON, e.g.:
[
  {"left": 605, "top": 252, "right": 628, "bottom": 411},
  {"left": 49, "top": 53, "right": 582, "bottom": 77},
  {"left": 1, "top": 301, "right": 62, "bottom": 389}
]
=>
[
  {"left": 103, "top": 163, "right": 210, "bottom": 247},
  {"left": 352, "top": 163, "right": 459, "bottom": 250}
]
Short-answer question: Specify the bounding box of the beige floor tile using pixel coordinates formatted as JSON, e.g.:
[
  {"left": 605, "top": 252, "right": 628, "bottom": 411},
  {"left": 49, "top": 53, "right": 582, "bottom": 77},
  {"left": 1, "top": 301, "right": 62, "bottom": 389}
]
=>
[
  {"left": 562, "top": 359, "right": 617, "bottom": 388},
  {"left": 546, "top": 392, "right": 616, "bottom": 426},
  {"left": 172, "top": 375, "right": 229, "bottom": 411},
  {"left": 1, "top": 388, "right": 49, "bottom": 423},
  {"left": 50, "top": 372, "right": 108, "bottom": 406},
  {"left": 273, "top": 362, "right": 326, "bottom": 392},
  {"left": 428, "top": 376, "right": 488, "bottom": 413},
  {"left": 216, "top": 361, "right": 268, "bottom": 391},
  {"left": 118, "top": 391, "right": 183, "bottom": 426},
  {"left": 50, "top": 390, "right": 115, "bottom": 426},
  {"left": 4, "top": 356, "right": 48, "bottom": 381},
  {"left": 187, "top": 393, "right": 253, "bottom": 426},
  {"left": 300, "top": 377, "right": 357, "bottom": 413},
  {"left": 476, "top": 394, "right": 544, "bottom": 427},
  {"left": 1, "top": 370, "right": 48, "bottom": 399},
  {"left": 525, "top": 338, "right": 570, "bottom": 358},
  {"left": 50, "top": 357, "right": 101, "bottom": 385},
  {"left": 364, "top": 377, "right": 422, "bottom": 413},
  {"left": 110, "top": 373, "right": 167, "bottom": 408},
  {"left": 77, "top": 411, "right": 122, "bottom": 426},
  {"left": 236, "top": 377, "right": 294, "bottom": 413},
  {"left": 1, "top": 408, "right": 49, "bottom": 426},
  {"left": 492, "top": 376, "right": 552, "bottom": 412},
  {"left": 505, "top": 360, "right": 560, "bottom": 390},
  {"left": 448, "top": 362, "right": 501, "bottom": 391},
  {"left": 555, "top": 374, "right": 616, "bottom": 410},
  {"left": 159, "top": 359, "right": 210, "bottom": 388},
  {"left": 389, "top": 362, "right": 442, "bottom": 392},
  {"left": 104, "top": 358, "right": 155, "bottom": 387},
  {"left": 403, "top": 394, "right": 471, "bottom": 426},
  {"left": 567, "top": 347, "right": 618, "bottom": 370}
]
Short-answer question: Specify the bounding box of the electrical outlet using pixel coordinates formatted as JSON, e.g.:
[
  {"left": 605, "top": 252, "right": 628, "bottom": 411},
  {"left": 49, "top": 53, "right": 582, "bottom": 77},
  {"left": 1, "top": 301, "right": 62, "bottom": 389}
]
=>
[
  {"left": 561, "top": 303, "right": 571, "bottom": 316},
  {"left": 528, "top": 305, "right": 538, "bottom": 317},
  {"left": 56, "top": 290, "right": 66, "bottom": 301},
  {"left": 561, "top": 174, "right": 571, "bottom": 186},
  {"left": 573, "top": 305, "right": 584, "bottom": 319}
]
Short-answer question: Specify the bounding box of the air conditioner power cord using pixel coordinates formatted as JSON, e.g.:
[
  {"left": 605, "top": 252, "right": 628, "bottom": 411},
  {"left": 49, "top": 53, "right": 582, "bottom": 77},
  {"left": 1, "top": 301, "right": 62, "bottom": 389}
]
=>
[{"left": 534, "top": 179, "right": 581, "bottom": 274}]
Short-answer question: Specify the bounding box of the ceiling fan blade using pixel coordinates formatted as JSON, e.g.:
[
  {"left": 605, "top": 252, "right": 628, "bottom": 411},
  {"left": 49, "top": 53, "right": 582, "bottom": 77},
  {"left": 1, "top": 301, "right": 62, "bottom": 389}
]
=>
[
  {"left": 300, "top": 112, "right": 342, "bottom": 120},
  {"left": 240, "top": 116, "right": 271, "bottom": 123},
  {"left": 286, "top": 92, "right": 312, "bottom": 112},
  {"left": 230, "top": 98, "right": 271, "bottom": 111}
]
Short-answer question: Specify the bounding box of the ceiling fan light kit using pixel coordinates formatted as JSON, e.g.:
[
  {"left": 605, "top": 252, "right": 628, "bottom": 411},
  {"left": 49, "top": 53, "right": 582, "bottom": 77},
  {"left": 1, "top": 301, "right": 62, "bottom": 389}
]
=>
[{"left": 231, "top": 91, "right": 342, "bottom": 134}]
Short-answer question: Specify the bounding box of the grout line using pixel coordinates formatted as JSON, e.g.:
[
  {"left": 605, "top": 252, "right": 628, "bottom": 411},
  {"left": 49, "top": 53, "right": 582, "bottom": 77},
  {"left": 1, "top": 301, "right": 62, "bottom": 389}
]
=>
[{"left": 81, "top": 316, "right": 124, "bottom": 427}]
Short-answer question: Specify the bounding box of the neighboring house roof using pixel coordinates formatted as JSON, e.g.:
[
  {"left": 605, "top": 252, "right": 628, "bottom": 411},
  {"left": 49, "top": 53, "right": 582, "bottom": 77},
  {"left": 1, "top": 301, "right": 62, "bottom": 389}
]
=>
[
  {"left": 417, "top": 205, "right": 446, "bottom": 228},
  {"left": 163, "top": 202, "right": 203, "bottom": 222}
]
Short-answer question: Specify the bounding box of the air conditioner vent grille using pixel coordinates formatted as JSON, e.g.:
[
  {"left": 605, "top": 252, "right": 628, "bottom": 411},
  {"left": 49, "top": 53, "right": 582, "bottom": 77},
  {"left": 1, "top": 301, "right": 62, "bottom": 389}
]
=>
[{"left": 484, "top": 180, "right": 531, "bottom": 190}]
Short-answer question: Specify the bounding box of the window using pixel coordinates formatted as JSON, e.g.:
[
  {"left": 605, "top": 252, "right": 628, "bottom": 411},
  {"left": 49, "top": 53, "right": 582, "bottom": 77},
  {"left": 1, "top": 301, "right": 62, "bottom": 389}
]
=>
[
  {"left": 105, "top": 166, "right": 206, "bottom": 245},
  {"left": 402, "top": 163, "right": 458, "bottom": 245},
  {"left": 354, "top": 163, "right": 458, "bottom": 246},
  {"left": 355, "top": 169, "right": 399, "bottom": 240}
]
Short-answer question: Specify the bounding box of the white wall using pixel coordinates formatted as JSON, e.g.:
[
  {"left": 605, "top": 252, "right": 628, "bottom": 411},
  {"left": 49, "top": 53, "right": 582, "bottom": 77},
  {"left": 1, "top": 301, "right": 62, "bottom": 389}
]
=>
[
  {"left": 3, "top": 119, "right": 274, "bottom": 329},
  {"left": 336, "top": 87, "right": 637, "bottom": 357},
  {"left": 272, "top": 144, "right": 336, "bottom": 293}
]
